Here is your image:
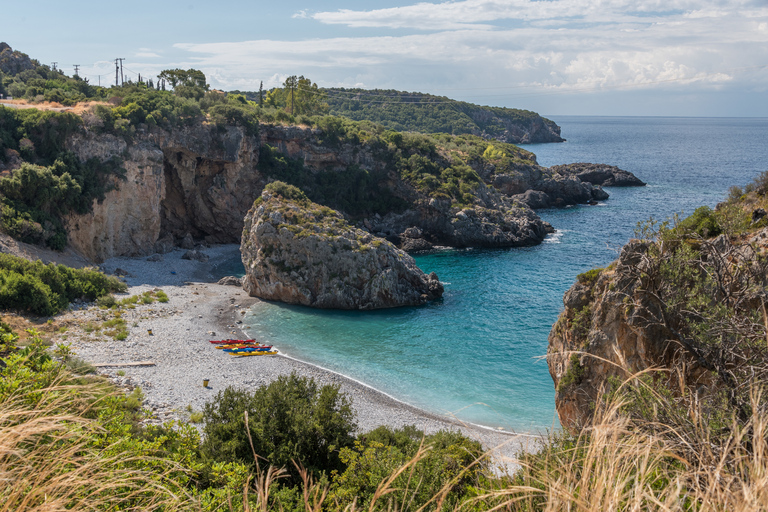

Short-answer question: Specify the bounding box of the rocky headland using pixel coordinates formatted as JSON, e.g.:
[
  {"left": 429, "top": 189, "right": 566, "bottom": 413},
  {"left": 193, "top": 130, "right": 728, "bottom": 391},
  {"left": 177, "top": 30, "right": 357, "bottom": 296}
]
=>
[
  {"left": 240, "top": 184, "right": 443, "bottom": 309},
  {"left": 547, "top": 219, "right": 768, "bottom": 431},
  {"left": 56, "top": 119, "right": 646, "bottom": 262}
]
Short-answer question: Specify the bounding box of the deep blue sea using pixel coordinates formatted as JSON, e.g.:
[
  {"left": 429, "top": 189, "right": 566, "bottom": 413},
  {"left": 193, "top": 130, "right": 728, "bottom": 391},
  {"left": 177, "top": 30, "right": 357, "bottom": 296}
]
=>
[{"left": 239, "top": 117, "right": 768, "bottom": 433}]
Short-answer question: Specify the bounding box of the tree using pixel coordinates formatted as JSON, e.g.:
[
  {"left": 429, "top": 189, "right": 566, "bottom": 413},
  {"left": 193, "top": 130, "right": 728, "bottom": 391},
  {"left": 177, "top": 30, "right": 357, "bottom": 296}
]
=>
[
  {"left": 265, "top": 75, "right": 328, "bottom": 116},
  {"left": 156, "top": 68, "right": 208, "bottom": 90},
  {"left": 201, "top": 373, "right": 356, "bottom": 482}
]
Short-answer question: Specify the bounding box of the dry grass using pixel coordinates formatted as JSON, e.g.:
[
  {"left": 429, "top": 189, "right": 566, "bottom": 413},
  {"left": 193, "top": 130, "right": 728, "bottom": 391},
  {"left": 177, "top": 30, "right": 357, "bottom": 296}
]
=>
[
  {"left": 0, "top": 383, "right": 193, "bottom": 511},
  {"left": 461, "top": 373, "right": 768, "bottom": 512},
  {"left": 0, "top": 99, "right": 108, "bottom": 114}
]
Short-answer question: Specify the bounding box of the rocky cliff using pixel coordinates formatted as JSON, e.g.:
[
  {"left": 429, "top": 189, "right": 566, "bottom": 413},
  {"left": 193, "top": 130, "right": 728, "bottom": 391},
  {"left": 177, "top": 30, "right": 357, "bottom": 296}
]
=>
[
  {"left": 59, "top": 115, "right": 644, "bottom": 261},
  {"left": 241, "top": 184, "right": 443, "bottom": 309},
  {"left": 547, "top": 224, "right": 768, "bottom": 432},
  {"left": 64, "top": 124, "right": 265, "bottom": 261}
]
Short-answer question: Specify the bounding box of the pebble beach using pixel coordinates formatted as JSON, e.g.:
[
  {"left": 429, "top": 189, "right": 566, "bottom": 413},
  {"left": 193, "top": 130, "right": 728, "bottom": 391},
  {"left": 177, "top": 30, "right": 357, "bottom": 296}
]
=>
[{"left": 64, "top": 244, "right": 542, "bottom": 468}]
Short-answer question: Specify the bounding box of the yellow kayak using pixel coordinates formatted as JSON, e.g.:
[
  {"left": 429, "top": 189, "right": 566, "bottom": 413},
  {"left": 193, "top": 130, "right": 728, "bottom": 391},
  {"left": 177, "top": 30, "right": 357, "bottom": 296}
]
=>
[{"left": 231, "top": 350, "right": 278, "bottom": 358}]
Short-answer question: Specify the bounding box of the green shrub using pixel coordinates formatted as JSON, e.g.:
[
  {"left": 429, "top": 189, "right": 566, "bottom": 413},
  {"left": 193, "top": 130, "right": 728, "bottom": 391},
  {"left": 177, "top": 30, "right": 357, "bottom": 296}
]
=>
[
  {"left": 201, "top": 373, "right": 356, "bottom": 482},
  {"left": 558, "top": 354, "right": 586, "bottom": 391},
  {"left": 676, "top": 206, "right": 722, "bottom": 238},
  {"left": 0, "top": 254, "right": 125, "bottom": 315},
  {"left": 96, "top": 294, "right": 117, "bottom": 308},
  {"left": 329, "top": 425, "right": 485, "bottom": 510},
  {"left": 577, "top": 267, "right": 604, "bottom": 285},
  {"left": 264, "top": 181, "right": 309, "bottom": 204}
]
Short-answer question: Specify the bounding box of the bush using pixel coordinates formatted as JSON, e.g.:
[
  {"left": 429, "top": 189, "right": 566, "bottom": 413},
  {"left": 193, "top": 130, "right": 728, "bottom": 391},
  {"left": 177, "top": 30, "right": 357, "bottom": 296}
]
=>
[
  {"left": 264, "top": 181, "right": 309, "bottom": 204},
  {"left": 201, "top": 373, "right": 356, "bottom": 482},
  {"left": 676, "top": 205, "right": 722, "bottom": 238},
  {"left": 329, "top": 425, "right": 485, "bottom": 510},
  {"left": 0, "top": 253, "right": 126, "bottom": 315}
]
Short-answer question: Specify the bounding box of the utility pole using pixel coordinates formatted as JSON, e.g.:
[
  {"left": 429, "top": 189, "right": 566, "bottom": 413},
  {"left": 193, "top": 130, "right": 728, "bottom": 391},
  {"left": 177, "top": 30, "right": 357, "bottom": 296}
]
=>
[
  {"left": 259, "top": 81, "right": 263, "bottom": 106},
  {"left": 115, "top": 58, "right": 125, "bottom": 86},
  {"left": 73, "top": 65, "right": 80, "bottom": 77},
  {"left": 51, "top": 62, "right": 58, "bottom": 71}
]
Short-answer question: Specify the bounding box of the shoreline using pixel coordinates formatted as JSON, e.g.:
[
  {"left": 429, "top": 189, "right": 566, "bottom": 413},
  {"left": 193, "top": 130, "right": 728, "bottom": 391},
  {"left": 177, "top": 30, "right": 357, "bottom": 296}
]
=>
[{"left": 63, "top": 244, "right": 543, "bottom": 466}]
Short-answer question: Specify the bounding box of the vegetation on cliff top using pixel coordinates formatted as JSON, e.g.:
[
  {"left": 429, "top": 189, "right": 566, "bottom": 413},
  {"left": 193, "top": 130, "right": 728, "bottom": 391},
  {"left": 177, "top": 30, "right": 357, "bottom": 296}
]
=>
[
  {"left": 542, "top": 170, "right": 768, "bottom": 510},
  {"left": 236, "top": 85, "right": 562, "bottom": 143},
  {"left": 1, "top": 43, "right": 546, "bottom": 249}
]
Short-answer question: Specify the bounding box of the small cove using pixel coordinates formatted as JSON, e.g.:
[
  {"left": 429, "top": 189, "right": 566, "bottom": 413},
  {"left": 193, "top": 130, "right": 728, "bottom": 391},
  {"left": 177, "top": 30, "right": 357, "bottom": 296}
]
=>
[{"left": 235, "top": 116, "right": 768, "bottom": 432}]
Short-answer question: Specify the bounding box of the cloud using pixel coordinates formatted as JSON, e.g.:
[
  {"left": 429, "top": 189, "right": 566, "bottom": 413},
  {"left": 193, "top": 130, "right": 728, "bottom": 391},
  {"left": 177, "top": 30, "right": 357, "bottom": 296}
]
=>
[
  {"left": 171, "top": 0, "right": 768, "bottom": 114},
  {"left": 135, "top": 52, "right": 161, "bottom": 58}
]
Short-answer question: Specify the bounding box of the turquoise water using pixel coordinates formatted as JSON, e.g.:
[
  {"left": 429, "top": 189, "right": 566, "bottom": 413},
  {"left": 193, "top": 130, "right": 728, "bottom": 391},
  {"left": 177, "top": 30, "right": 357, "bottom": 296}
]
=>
[{"left": 239, "top": 117, "right": 768, "bottom": 433}]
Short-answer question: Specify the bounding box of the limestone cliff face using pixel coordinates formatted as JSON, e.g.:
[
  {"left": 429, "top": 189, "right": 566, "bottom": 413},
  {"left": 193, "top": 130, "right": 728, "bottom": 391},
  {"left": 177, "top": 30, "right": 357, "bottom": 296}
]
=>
[
  {"left": 241, "top": 188, "right": 443, "bottom": 309},
  {"left": 547, "top": 230, "right": 764, "bottom": 431},
  {"left": 62, "top": 119, "right": 639, "bottom": 262},
  {"left": 65, "top": 124, "right": 264, "bottom": 261},
  {"left": 259, "top": 124, "right": 554, "bottom": 249}
]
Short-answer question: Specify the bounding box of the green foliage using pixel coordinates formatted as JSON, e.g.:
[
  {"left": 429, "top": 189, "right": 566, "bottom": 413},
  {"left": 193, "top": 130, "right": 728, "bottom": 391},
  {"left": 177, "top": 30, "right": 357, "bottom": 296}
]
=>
[
  {"left": 321, "top": 87, "right": 559, "bottom": 141},
  {"left": 157, "top": 68, "right": 208, "bottom": 89},
  {"left": 557, "top": 354, "right": 586, "bottom": 391},
  {"left": 675, "top": 206, "right": 722, "bottom": 238},
  {"left": 329, "top": 425, "right": 485, "bottom": 510},
  {"left": 207, "top": 103, "right": 260, "bottom": 136},
  {"left": 201, "top": 373, "right": 356, "bottom": 483},
  {"left": 265, "top": 75, "right": 329, "bottom": 116},
  {"left": 0, "top": 253, "right": 125, "bottom": 316},
  {"left": 577, "top": 267, "right": 604, "bottom": 285},
  {"left": 258, "top": 147, "right": 408, "bottom": 217},
  {"left": 264, "top": 180, "right": 309, "bottom": 203}
]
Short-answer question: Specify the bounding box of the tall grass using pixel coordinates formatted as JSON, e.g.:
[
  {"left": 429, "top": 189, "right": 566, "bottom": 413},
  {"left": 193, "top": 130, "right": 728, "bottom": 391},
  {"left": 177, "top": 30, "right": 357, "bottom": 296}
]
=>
[
  {"left": 463, "top": 371, "right": 768, "bottom": 512},
  {"left": 0, "top": 383, "right": 192, "bottom": 511}
]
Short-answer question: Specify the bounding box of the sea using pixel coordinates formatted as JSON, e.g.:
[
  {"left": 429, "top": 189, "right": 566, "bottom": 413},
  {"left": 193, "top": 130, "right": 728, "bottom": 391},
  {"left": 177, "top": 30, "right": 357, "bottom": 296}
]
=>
[{"left": 231, "top": 116, "right": 768, "bottom": 433}]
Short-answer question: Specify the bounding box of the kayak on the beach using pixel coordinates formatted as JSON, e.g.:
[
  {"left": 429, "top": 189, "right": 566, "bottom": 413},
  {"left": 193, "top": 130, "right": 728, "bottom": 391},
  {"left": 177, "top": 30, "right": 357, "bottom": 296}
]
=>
[
  {"left": 231, "top": 350, "right": 278, "bottom": 357},
  {"left": 209, "top": 339, "right": 257, "bottom": 344},
  {"left": 223, "top": 347, "right": 273, "bottom": 353},
  {"left": 215, "top": 344, "right": 272, "bottom": 350}
]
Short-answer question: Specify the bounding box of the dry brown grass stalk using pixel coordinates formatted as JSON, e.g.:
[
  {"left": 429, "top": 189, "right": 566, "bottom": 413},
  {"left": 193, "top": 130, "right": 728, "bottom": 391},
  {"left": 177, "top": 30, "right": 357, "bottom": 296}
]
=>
[{"left": 0, "top": 384, "right": 193, "bottom": 511}]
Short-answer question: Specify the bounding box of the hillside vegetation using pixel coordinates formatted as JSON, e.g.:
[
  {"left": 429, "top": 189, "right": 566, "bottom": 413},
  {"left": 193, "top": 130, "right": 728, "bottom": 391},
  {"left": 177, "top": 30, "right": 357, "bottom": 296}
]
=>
[{"left": 1, "top": 43, "right": 548, "bottom": 252}]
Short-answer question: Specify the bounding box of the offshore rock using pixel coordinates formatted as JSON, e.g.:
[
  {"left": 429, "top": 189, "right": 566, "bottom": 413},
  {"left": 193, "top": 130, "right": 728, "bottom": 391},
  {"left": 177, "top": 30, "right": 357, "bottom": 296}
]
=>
[
  {"left": 241, "top": 187, "right": 443, "bottom": 309},
  {"left": 550, "top": 163, "right": 646, "bottom": 187}
]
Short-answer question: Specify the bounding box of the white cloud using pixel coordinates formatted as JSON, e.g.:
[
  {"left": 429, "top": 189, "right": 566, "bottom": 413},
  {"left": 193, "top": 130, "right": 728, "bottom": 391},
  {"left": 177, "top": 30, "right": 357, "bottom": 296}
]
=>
[{"left": 171, "top": 0, "right": 768, "bottom": 113}]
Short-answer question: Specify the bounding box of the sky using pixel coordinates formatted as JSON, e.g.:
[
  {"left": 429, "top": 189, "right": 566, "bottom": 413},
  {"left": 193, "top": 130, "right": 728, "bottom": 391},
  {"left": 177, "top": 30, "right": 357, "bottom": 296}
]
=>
[{"left": 2, "top": 0, "right": 767, "bottom": 116}]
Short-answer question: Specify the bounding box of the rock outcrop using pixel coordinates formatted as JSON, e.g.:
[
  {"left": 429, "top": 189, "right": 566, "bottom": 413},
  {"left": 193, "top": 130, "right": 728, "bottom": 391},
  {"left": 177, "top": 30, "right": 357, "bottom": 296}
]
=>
[
  {"left": 547, "top": 228, "right": 768, "bottom": 432},
  {"left": 241, "top": 186, "right": 443, "bottom": 309},
  {"left": 550, "top": 163, "right": 646, "bottom": 187},
  {"left": 64, "top": 124, "right": 265, "bottom": 261},
  {"left": 0, "top": 43, "right": 36, "bottom": 77},
  {"left": 486, "top": 161, "right": 642, "bottom": 210}
]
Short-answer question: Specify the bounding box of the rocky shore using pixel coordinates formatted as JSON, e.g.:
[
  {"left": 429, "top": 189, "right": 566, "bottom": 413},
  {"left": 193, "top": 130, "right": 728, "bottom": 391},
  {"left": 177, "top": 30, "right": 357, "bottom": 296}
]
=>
[{"left": 61, "top": 244, "right": 540, "bottom": 467}]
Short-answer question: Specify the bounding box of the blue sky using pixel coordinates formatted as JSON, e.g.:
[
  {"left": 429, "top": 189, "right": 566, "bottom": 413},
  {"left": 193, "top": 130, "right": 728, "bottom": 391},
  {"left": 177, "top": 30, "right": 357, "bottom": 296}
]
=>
[{"left": 2, "top": 0, "right": 767, "bottom": 116}]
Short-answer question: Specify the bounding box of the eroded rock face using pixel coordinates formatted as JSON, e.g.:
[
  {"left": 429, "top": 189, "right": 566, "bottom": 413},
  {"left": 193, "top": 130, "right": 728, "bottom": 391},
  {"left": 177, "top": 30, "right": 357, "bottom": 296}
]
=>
[
  {"left": 241, "top": 189, "right": 443, "bottom": 309},
  {"left": 64, "top": 124, "right": 264, "bottom": 261}
]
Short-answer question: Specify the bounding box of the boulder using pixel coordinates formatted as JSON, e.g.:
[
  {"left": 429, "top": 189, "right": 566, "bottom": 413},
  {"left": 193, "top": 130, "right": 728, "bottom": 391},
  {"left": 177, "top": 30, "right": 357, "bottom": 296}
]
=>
[
  {"left": 182, "top": 249, "right": 209, "bottom": 262},
  {"left": 217, "top": 276, "right": 242, "bottom": 286},
  {"left": 240, "top": 185, "right": 443, "bottom": 309},
  {"left": 180, "top": 233, "right": 195, "bottom": 249}
]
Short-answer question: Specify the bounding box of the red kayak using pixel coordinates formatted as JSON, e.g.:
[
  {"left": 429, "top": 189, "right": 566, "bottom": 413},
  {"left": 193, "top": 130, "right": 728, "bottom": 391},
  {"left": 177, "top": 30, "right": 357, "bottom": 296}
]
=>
[{"left": 209, "top": 339, "right": 257, "bottom": 345}]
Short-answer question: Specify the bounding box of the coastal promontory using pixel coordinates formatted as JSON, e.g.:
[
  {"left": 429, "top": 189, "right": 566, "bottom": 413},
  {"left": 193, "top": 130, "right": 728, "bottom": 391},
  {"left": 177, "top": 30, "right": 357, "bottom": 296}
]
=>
[{"left": 240, "top": 182, "right": 443, "bottom": 309}]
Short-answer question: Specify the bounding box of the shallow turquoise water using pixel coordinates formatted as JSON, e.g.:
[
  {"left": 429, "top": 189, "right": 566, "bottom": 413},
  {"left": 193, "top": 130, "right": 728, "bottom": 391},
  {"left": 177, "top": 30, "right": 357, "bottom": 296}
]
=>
[{"left": 238, "top": 116, "right": 768, "bottom": 432}]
